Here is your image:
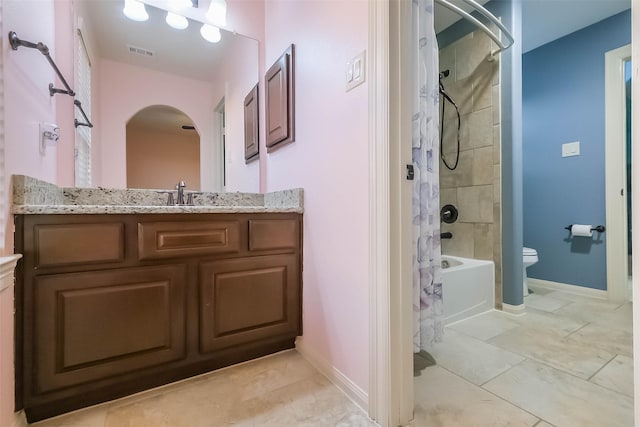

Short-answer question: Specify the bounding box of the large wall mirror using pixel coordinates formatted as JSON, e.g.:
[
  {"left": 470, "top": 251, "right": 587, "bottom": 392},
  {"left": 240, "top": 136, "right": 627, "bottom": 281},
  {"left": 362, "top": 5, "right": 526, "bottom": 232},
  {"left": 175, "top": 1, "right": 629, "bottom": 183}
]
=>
[{"left": 77, "top": 0, "right": 260, "bottom": 192}]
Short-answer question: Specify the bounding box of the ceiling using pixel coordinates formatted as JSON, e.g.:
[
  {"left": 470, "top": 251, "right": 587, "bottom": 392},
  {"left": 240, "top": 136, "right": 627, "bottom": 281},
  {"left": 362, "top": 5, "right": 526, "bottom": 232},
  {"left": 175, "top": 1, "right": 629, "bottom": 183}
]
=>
[{"left": 435, "top": 0, "right": 631, "bottom": 53}]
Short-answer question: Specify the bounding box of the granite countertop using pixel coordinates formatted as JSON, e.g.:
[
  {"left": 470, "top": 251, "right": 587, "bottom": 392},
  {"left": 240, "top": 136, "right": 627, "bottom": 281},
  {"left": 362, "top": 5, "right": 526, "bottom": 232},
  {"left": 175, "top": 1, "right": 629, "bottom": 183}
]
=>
[{"left": 12, "top": 175, "right": 304, "bottom": 215}]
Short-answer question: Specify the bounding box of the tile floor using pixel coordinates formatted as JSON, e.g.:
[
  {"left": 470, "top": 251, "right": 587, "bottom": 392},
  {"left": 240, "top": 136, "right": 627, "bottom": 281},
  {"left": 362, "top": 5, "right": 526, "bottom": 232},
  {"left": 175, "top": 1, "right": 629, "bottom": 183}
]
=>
[
  {"left": 29, "top": 286, "right": 635, "bottom": 427},
  {"left": 414, "top": 286, "right": 634, "bottom": 427},
  {"left": 30, "top": 350, "right": 375, "bottom": 427}
]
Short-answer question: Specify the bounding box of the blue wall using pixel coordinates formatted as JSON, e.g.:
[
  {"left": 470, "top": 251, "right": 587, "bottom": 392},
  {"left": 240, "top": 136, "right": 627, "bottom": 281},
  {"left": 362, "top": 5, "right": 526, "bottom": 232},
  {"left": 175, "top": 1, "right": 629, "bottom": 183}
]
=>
[{"left": 522, "top": 10, "right": 631, "bottom": 290}]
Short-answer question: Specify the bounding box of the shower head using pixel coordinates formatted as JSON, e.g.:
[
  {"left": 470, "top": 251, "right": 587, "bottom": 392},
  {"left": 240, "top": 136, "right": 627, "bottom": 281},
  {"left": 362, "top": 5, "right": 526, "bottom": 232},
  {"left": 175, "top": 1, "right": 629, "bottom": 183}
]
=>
[{"left": 439, "top": 69, "right": 450, "bottom": 80}]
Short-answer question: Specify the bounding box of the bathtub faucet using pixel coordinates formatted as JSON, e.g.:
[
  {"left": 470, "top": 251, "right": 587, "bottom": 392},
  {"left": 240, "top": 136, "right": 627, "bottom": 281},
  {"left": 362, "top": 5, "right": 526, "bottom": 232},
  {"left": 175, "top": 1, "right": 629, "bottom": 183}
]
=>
[{"left": 440, "top": 232, "right": 453, "bottom": 239}]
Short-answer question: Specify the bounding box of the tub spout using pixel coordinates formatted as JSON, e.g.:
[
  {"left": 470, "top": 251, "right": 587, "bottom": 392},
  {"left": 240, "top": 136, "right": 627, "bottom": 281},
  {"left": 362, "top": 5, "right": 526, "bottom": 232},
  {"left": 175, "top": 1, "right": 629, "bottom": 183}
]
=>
[{"left": 440, "top": 232, "right": 453, "bottom": 239}]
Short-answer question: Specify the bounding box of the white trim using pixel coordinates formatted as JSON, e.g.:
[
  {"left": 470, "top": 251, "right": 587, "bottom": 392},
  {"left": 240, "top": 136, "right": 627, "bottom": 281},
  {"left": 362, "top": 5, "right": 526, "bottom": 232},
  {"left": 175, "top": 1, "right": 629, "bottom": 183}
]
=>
[
  {"left": 605, "top": 44, "right": 631, "bottom": 303},
  {"left": 631, "top": 0, "right": 640, "bottom": 417},
  {"left": 295, "top": 339, "right": 368, "bottom": 411},
  {"left": 368, "top": 1, "right": 413, "bottom": 427},
  {"left": 501, "top": 302, "right": 526, "bottom": 315},
  {"left": 527, "top": 278, "right": 608, "bottom": 300},
  {"left": 368, "top": 0, "right": 397, "bottom": 425},
  {"left": 389, "top": 0, "right": 415, "bottom": 425},
  {"left": 0, "top": 254, "right": 21, "bottom": 293}
]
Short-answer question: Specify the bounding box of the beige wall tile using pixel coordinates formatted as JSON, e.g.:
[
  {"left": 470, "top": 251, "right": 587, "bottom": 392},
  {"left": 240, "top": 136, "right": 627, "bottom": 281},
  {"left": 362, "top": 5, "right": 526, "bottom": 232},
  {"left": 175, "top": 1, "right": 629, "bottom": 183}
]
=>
[
  {"left": 474, "top": 223, "right": 494, "bottom": 260},
  {"left": 441, "top": 222, "right": 474, "bottom": 257},
  {"left": 492, "top": 85, "right": 501, "bottom": 125},
  {"left": 462, "top": 107, "right": 493, "bottom": 151},
  {"left": 440, "top": 188, "right": 457, "bottom": 206},
  {"left": 472, "top": 60, "right": 498, "bottom": 112},
  {"left": 472, "top": 146, "right": 494, "bottom": 185},
  {"left": 440, "top": 150, "right": 473, "bottom": 188},
  {"left": 456, "top": 33, "right": 491, "bottom": 81},
  {"left": 457, "top": 185, "right": 493, "bottom": 223},
  {"left": 442, "top": 78, "right": 472, "bottom": 117},
  {"left": 439, "top": 43, "right": 455, "bottom": 80}
]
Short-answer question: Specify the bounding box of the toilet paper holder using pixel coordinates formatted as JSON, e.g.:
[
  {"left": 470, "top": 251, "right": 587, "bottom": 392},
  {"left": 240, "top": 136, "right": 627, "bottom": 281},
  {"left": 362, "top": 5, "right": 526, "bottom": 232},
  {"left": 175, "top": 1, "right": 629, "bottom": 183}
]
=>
[{"left": 564, "top": 225, "right": 606, "bottom": 233}]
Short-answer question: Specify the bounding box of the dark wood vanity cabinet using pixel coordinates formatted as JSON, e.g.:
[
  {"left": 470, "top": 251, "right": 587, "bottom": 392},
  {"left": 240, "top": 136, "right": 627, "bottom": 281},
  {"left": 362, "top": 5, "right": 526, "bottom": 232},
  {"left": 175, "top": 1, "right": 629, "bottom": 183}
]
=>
[{"left": 14, "top": 213, "right": 302, "bottom": 422}]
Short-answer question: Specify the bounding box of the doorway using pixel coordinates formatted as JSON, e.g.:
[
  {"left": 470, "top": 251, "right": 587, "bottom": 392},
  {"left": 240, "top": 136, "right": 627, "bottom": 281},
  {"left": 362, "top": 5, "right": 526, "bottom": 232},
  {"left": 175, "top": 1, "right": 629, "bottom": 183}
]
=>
[
  {"left": 605, "top": 44, "right": 632, "bottom": 303},
  {"left": 126, "top": 105, "right": 201, "bottom": 190}
]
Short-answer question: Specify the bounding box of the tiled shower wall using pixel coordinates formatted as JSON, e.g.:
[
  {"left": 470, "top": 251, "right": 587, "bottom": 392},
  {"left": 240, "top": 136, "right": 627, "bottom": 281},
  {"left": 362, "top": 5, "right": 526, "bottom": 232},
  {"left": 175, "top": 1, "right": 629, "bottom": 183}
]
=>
[{"left": 438, "top": 29, "right": 503, "bottom": 307}]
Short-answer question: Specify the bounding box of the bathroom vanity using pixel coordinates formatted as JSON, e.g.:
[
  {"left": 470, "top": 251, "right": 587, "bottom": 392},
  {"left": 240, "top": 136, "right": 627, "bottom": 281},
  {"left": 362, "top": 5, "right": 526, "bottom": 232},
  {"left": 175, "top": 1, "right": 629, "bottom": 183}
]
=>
[{"left": 12, "top": 176, "right": 304, "bottom": 422}]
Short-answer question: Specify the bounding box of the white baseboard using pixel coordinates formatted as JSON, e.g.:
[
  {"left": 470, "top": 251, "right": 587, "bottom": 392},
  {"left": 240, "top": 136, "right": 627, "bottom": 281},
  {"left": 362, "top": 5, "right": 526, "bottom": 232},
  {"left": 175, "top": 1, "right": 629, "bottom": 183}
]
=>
[
  {"left": 527, "top": 278, "right": 608, "bottom": 300},
  {"left": 501, "top": 302, "right": 526, "bottom": 316},
  {"left": 295, "top": 338, "right": 368, "bottom": 412}
]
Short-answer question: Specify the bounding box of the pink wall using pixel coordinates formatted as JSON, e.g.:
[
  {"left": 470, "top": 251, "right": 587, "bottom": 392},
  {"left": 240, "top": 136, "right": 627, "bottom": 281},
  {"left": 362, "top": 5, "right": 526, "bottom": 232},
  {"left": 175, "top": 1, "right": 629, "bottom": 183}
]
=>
[
  {"left": 217, "top": 29, "right": 260, "bottom": 193},
  {"left": 97, "top": 59, "right": 217, "bottom": 190},
  {"left": 126, "top": 126, "right": 201, "bottom": 190},
  {"left": 3, "top": 0, "right": 58, "bottom": 249},
  {"left": 263, "top": 0, "right": 371, "bottom": 392},
  {"left": 2, "top": 1, "right": 58, "bottom": 424}
]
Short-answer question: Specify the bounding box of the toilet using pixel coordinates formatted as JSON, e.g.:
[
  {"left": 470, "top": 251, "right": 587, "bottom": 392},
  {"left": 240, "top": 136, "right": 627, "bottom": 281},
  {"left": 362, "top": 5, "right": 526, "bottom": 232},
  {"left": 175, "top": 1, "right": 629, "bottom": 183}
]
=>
[{"left": 523, "top": 247, "right": 539, "bottom": 297}]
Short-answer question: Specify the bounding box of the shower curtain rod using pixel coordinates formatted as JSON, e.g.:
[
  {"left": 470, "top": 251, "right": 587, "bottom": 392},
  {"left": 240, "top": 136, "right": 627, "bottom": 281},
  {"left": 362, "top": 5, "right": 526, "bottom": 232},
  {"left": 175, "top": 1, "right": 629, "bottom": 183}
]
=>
[{"left": 435, "top": 0, "right": 514, "bottom": 57}]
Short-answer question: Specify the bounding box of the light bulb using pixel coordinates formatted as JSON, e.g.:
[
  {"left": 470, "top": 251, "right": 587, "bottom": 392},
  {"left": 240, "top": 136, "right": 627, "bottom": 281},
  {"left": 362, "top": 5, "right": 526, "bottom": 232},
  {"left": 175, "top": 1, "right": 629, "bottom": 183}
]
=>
[
  {"left": 123, "top": 0, "right": 149, "bottom": 22},
  {"left": 166, "top": 12, "right": 189, "bottom": 30},
  {"left": 200, "top": 24, "right": 221, "bottom": 43},
  {"left": 168, "top": 0, "right": 192, "bottom": 9},
  {"left": 206, "top": 0, "right": 227, "bottom": 27}
]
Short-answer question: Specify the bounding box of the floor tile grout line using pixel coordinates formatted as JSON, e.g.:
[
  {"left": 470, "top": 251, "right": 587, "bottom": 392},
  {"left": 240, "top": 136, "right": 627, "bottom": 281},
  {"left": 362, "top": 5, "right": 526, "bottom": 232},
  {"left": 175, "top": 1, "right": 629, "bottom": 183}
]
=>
[
  {"left": 587, "top": 353, "right": 618, "bottom": 382},
  {"left": 564, "top": 321, "right": 591, "bottom": 339},
  {"left": 479, "top": 356, "right": 527, "bottom": 388},
  {"left": 491, "top": 351, "right": 632, "bottom": 402},
  {"left": 428, "top": 358, "right": 545, "bottom": 423}
]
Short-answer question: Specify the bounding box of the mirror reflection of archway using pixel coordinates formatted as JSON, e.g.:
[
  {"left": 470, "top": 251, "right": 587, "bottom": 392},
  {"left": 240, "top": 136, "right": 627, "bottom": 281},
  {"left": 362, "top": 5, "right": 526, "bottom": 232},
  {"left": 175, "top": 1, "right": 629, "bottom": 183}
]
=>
[{"left": 126, "top": 105, "right": 201, "bottom": 190}]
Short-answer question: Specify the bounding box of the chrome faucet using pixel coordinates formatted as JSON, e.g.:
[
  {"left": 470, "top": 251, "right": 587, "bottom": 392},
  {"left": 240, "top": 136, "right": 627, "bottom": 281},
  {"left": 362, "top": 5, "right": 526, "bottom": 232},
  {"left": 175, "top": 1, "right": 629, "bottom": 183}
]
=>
[{"left": 176, "top": 181, "right": 186, "bottom": 205}]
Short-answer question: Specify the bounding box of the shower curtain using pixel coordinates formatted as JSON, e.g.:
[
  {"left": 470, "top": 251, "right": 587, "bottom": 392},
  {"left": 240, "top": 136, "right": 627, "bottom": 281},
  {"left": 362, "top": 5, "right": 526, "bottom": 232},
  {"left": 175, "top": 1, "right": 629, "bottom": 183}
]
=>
[{"left": 412, "top": 0, "right": 444, "bottom": 352}]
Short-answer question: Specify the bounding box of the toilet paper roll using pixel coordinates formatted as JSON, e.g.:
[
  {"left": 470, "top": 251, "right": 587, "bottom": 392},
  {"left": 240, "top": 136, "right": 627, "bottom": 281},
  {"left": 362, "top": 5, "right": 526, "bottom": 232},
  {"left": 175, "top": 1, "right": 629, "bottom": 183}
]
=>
[{"left": 571, "top": 224, "right": 593, "bottom": 237}]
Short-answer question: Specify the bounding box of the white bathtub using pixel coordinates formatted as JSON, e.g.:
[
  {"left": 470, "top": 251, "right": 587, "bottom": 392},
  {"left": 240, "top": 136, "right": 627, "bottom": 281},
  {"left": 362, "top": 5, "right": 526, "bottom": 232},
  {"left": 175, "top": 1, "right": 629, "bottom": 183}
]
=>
[{"left": 441, "top": 255, "right": 495, "bottom": 325}]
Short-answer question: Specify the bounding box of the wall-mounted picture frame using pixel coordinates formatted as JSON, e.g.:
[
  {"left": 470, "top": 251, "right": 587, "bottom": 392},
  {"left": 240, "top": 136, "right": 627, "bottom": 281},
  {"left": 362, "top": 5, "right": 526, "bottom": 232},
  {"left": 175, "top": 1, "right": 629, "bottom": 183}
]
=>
[
  {"left": 265, "top": 44, "right": 295, "bottom": 152},
  {"left": 244, "top": 83, "right": 259, "bottom": 163}
]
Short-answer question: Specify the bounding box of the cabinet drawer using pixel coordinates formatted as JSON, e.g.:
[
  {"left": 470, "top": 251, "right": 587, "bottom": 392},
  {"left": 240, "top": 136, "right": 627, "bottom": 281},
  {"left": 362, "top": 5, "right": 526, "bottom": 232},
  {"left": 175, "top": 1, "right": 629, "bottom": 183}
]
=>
[
  {"left": 34, "top": 223, "right": 125, "bottom": 268},
  {"left": 249, "top": 219, "right": 299, "bottom": 251},
  {"left": 32, "top": 265, "right": 187, "bottom": 393},
  {"left": 138, "top": 221, "right": 241, "bottom": 260}
]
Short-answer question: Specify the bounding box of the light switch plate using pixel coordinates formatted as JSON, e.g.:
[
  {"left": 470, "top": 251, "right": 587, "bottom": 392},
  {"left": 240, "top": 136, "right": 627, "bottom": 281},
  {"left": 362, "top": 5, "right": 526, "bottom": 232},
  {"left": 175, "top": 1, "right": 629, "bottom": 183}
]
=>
[
  {"left": 346, "top": 50, "right": 366, "bottom": 92},
  {"left": 562, "top": 141, "right": 580, "bottom": 157}
]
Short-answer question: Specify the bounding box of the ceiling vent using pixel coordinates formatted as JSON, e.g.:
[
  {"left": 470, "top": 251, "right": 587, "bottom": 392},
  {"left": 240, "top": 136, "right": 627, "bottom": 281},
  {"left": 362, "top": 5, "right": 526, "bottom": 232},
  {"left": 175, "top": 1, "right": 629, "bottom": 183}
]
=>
[{"left": 127, "top": 45, "right": 154, "bottom": 58}]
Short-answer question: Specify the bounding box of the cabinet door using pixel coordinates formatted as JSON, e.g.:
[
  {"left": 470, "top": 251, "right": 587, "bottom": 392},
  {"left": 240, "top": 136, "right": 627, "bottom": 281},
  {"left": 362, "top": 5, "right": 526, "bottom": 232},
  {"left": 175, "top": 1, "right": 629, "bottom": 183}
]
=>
[
  {"left": 31, "top": 265, "right": 187, "bottom": 394},
  {"left": 199, "top": 255, "right": 300, "bottom": 353},
  {"left": 265, "top": 45, "right": 295, "bottom": 151}
]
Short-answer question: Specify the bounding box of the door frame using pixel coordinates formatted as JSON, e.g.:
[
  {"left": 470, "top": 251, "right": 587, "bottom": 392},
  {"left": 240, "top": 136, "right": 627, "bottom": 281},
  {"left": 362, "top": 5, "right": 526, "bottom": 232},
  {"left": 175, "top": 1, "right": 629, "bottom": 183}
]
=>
[
  {"left": 605, "top": 43, "right": 631, "bottom": 303},
  {"left": 368, "top": 0, "right": 414, "bottom": 426}
]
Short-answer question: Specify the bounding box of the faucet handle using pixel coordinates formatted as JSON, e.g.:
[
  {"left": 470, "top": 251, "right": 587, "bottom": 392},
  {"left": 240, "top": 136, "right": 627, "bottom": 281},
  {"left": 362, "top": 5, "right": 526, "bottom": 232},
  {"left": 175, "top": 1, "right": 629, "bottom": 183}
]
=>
[
  {"left": 186, "top": 192, "right": 203, "bottom": 206},
  {"left": 156, "top": 190, "right": 175, "bottom": 206}
]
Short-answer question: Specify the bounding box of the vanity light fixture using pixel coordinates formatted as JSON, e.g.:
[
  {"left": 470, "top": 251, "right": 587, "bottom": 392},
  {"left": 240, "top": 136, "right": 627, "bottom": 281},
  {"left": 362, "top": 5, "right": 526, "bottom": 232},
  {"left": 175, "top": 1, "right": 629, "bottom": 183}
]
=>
[
  {"left": 200, "top": 24, "right": 221, "bottom": 43},
  {"left": 123, "top": 0, "right": 149, "bottom": 22},
  {"left": 206, "top": 0, "right": 227, "bottom": 27},
  {"left": 166, "top": 11, "right": 189, "bottom": 29}
]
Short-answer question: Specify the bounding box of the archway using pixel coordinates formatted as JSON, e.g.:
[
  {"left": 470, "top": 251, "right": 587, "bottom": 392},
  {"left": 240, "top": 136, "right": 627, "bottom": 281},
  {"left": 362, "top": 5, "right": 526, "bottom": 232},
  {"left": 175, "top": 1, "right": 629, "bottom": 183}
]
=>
[{"left": 126, "top": 105, "right": 201, "bottom": 190}]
